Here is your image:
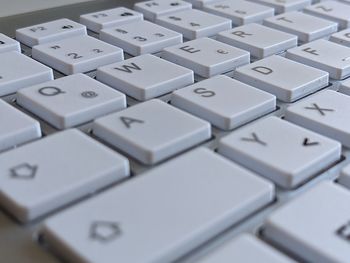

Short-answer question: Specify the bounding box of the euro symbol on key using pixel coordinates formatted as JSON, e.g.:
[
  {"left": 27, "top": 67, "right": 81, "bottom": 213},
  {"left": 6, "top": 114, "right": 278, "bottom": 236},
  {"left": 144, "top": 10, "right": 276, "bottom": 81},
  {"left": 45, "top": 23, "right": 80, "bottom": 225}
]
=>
[{"left": 38, "top": 87, "right": 66, "bottom": 96}]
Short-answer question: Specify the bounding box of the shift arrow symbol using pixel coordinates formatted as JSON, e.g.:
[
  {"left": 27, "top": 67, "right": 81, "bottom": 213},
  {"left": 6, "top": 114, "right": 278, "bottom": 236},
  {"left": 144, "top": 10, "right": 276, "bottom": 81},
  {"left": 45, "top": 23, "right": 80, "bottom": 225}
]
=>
[{"left": 303, "top": 138, "right": 319, "bottom": 147}]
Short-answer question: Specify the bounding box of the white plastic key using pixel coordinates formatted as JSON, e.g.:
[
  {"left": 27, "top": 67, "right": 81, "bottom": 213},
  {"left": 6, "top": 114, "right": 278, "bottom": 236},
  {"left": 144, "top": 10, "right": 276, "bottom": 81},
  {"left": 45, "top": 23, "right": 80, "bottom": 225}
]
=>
[
  {"left": 286, "top": 39, "right": 350, "bottom": 80},
  {"left": 264, "top": 182, "right": 350, "bottom": 263},
  {"left": 162, "top": 37, "right": 249, "bottom": 78},
  {"left": 0, "top": 99, "right": 41, "bottom": 152},
  {"left": 16, "top": 18, "right": 87, "bottom": 47},
  {"left": 93, "top": 99, "right": 211, "bottom": 164},
  {"left": 304, "top": 0, "right": 350, "bottom": 30},
  {"left": 155, "top": 9, "right": 231, "bottom": 40},
  {"left": 338, "top": 77, "right": 350, "bottom": 95},
  {"left": 263, "top": 11, "right": 337, "bottom": 43},
  {"left": 234, "top": 55, "right": 329, "bottom": 102},
  {"left": 338, "top": 162, "right": 350, "bottom": 190},
  {"left": 42, "top": 147, "right": 274, "bottom": 263},
  {"left": 100, "top": 20, "right": 182, "bottom": 56},
  {"left": 330, "top": 28, "right": 350, "bottom": 47},
  {"left": 184, "top": 0, "right": 222, "bottom": 8},
  {"left": 134, "top": 0, "right": 192, "bottom": 21},
  {"left": 0, "top": 129, "right": 129, "bottom": 222},
  {"left": 203, "top": 0, "right": 274, "bottom": 26},
  {"left": 96, "top": 54, "right": 193, "bottom": 101},
  {"left": 218, "top": 116, "right": 341, "bottom": 188},
  {"left": 32, "top": 35, "right": 123, "bottom": 75},
  {"left": 195, "top": 234, "right": 295, "bottom": 263},
  {"left": 0, "top": 51, "right": 53, "bottom": 96},
  {"left": 171, "top": 75, "right": 276, "bottom": 130},
  {"left": 285, "top": 90, "right": 350, "bottom": 147},
  {"left": 247, "top": 0, "right": 311, "bottom": 14},
  {"left": 16, "top": 74, "right": 126, "bottom": 129},
  {"left": 0, "top": 33, "right": 20, "bottom": 53},
  {"left": 80, "top": 7, "right": 143, "bottom": 33},
  {"left": 217, "top": 23, "right": 297, "bottom": 59}
]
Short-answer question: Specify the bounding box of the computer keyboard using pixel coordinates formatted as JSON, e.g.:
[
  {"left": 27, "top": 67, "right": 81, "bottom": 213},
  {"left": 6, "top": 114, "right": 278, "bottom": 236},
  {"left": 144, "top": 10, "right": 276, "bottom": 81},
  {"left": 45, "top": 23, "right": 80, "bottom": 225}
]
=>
[{"left": 1, "top": 0, "right": 350, "bottom": 262}]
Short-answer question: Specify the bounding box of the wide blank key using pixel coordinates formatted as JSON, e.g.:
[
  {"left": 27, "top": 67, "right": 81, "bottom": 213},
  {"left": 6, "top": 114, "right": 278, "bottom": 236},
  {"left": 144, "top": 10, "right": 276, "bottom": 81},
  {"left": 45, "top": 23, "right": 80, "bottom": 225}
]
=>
[
  {"left": 217, "top": 23, "right": 297, "bottom": 59},
  {"left": 264, "top": 182, "right": 350, "bottom": 263},
  {"left": 171, "top": 75, "right": 276, "bottom": 130},
  {"left": 0, "top": 129, "right": 129, "bottom": 222},
  {"left": 42, "top": 148, "right": 274, "bottom": 263},
  {"left": 0, "top": 33, "right": 20, "bottom": 53},
  {"left": 247, "top": 0, "right": 311, "bottom": 14},
  {"left": 263, "top": 11, "right": 337, "bottom": 43},
  {"left": 286, "top": 39, "right": 350, "bottom": 80},
  {"left": 155, "top": 9, "right": 231, "bottom": 40},
  {"left": 0, "top": 99, "right": 41, "bottom": 152},
  {"left": 218, "top": 116, "right": 341, "bottom": 188},
  {"left": 330, "top": 28, "right": 350, "bottom": 47},
  {"left": 234, "top": 55, "right": 329, "bottom": 102},
  {"left": 93, "top": 99, "right": 211, "bottom": 164},
  {"left": 195, "top": 234, "right": 295, "bottom": 263},
  {"left": 16, "top": 74, "right": 126, "bottom": 129},
  {"left": 285, "top": 90, "right": 350, "bottom": 147},
  {"left": 0, "top": 51, "right": 53, "bottom": 96},
  {"left": 96, "top": 54, "right": 193, "bottom": 101},
  {"left": 32, "top": 35, "right": 123, "bottom": 75},
  {"left": 162, "top": 37, "right": 249, "bottom": 78}
]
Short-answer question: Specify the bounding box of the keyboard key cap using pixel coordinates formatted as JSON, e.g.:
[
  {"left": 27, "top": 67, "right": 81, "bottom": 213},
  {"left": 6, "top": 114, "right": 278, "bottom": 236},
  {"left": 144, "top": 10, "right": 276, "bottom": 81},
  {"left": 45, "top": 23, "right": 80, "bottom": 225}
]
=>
[
  {"left": 338, "top": 77, "right": 350, "bottom": 95},
  {"left": 16, "top": 74, "right": 126, "bottom": 129},
  {"left": 218, "top": 116, "right": 341, "bottom": 188},
  {"left": 42, "top": 148, "right": 274, "bottom": 263},
  {"left": 15, "top": 18, "right": 87, "bottom": 47},
  {"left": 195, "top": 234, "right": 295, "bottom": 263},
  {"left": 247, "top": 0, "right": 311, "bottom": 14},
  {"left": 155, "top": 9, "right": 231, "bottom": 40},
  {"left": 80, "top": 7, "right": 143, "bottom": 33},
  {"left": 338, "top": 162, "right": 350, "bottom": 189},
  {"left": 32, "top": 35, "right": 123, "bottom": 75},
  {"left": 304, "top": 0, "right": 350, "bottom": 30},
  {"left": 0, "top": 99, "right": 41, "bottom": 152},
  {"left": 285, "top": 90, "right": 350, "bottom": 147},
  {"left": 264, "top": 182, "right": 350, "bottom": 263},
  {"left": 162, "top": 37, "right": 249, "bottom": 78},
  {"left": 217, "top": 23, "right": 297, "bottom": 59},
  {"left": 203, "top": 0, "right": 274, "bottom": 26},
  {"left": 100, "top": 20, "right": 182, "bottom": 56},
  {"left": 93, "top": 99, "right": 211, "bottom": 164},
  {"left": 286, "top": 39, "right": 350, "bottom": 79},
  {"left": 134, "top": 0, "right": 192, "bottom": 21},
  {"left": 0, "top": 129, "right": 129, "bottom": 222},
  {"left": 97, "top": 54, "right": 193, "bottom": 101},
  {"left": 171, "top": 75, "right": 276, "bottom": 130},
  {"left": 234, "top": 55, "right": 329, "bottom": 102},
  {"left": 330, "top": 28, "right": 350, "bottom": 47},
  {"left": 263, "top": 11, "right": 337, "bottom": 43},
  {"left": 0, "top": 33, "right": 20, "bottom": 53},
  {"left": 0, "top": 51, "right": 53, "bottom": 96},
  {"left": 184, "top": 0, "right": 222, "bottom": 8}
]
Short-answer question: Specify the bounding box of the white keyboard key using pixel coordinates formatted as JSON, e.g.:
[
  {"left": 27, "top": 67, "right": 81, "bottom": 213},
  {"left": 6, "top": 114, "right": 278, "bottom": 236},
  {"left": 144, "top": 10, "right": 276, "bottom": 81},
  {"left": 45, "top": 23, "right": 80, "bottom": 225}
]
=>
[
  {"left": 162, "top": 37, "right": 249, "bottom": 78},
  {"left": 184, "top": 0, "right": 222, "bottom": 8},
  {"left": 217, "top": 23, "right": 297, "bottom": 59},
  {"left": 42, "top": 148, "right": 274, "bottom": 263},
  {"left": 203, "top": 0, "right": 274, "bottom": 26},
  {"left": 0, "top": 34, "right": 20, "bottom": 53},
  {"left": 264, "top": 182, "right": 350, "bottom": 263},
  {"left": 16, "top": 74, "right": 126, "bottom": 129},
  {"left": 80, "top": 7, "right": 143, "bottom": 33},
  {"left": 285, "top": 90, "right": 350, "bottom": 147},
  {"left": 234, "top": 55, "right": 329, "bottom": 102},
  {"left": 0, "top": 99, "right": 41, "bottom": 152},
  {"left": 155, "top": 9, "right": 231, "bottom": 40},
  {"left": 100, "top": 20, "right": 182, "bottom": 56},
  {"left": 304, "top": 0, "right": 350, "bottom": 30},
  {"left": 338, "top": 77, "right": 350, "bottom": 95},
  {"left": 218, "top": 116, "right": 341, "bottom": 188},
  {"left": 286, "top": 39, "right": 350, "bottom": 79},
  {"left": 0, "top": 129, "right": 129, "bottom": 222},
  {"left": 93, "top": 99, "right": 211, "bottom": 164},
  {"left": 171, "top": 75, "right": 276, "bottom": 130},
  {"left": 16, "top": 18, "right": 87, "bottom": 47},
  {"left": 263, "top": 11, "right": 337, "bottom": 43},
  {"left": 195, "top": 234, "right": 295, "bottom": 263},
  {"left": 0, "top": 51, "right": 53, "bottom": 96},
  {"left": 134, "top": 0, "right": 192, "bottom": 21},
  {"left": 97, "top": 54, "right": 193, "bottom": 101},
  {"left": 338, "top": 162, "right": 350, "bottom": 189},
  {"left": 247, "top": 0, "right": 311, "bottom": 14},
  {"left": 330, "top": 28, "right": 350, "bottom": 47},
  {"left": 32, "top": 35, "right": 123, "bottom": 75}
]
